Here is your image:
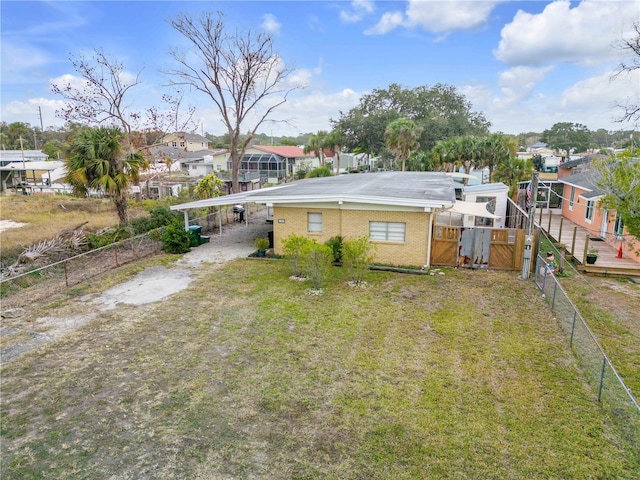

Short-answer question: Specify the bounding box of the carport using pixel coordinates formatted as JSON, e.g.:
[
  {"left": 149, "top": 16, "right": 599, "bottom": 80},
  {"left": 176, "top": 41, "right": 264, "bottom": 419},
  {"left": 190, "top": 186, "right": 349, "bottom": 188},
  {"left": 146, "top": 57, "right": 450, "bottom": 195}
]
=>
[{"left": 170, "top": 187, "right": 286, "bottom": 236}]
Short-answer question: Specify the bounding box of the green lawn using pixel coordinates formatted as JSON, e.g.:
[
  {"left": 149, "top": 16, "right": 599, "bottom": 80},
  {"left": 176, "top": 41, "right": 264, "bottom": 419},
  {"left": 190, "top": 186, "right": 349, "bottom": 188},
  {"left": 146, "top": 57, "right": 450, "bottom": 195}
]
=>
[{"left": 1, "top": 260, "right": 638, "bottom": 479}]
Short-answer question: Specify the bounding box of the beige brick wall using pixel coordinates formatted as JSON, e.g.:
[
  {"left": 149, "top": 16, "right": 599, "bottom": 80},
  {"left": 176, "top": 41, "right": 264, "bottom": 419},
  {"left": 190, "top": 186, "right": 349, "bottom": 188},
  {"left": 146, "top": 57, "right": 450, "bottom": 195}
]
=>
[{"left": 273, "top": 206, "right": 431, "bottom": 267}]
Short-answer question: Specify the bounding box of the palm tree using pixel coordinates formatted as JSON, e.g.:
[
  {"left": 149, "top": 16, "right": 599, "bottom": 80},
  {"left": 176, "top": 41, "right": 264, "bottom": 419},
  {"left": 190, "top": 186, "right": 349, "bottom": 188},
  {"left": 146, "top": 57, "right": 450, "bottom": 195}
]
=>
[
  {"left": 304, "top": 131, "right": 328, "bottom": 168},
  {"left": 324, "top": 130, "right": 344, "bottom": 175},
  {"left": 479, "top": 134, "right": 512, "bottom": 183},
  {"left": 66, "top": 127, "right": 146, "bottom": 226},
  {"left": 494, "top": 157, "right": 534, "bottom": 198},
  {"left": 384, "top": 118, "right": 422, "bottom": 171}
]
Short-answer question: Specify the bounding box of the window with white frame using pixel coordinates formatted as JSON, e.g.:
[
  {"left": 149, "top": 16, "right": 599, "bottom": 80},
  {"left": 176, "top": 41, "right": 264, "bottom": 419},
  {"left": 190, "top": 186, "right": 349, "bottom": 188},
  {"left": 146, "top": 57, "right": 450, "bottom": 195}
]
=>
[
  {"left": 569, "top": 187, "right": 575, "bottom": 210},
  {"left": 180, "top": 141, "right": 185, "bottom": 147},
  {"left": 369, "top": 221, "right": 406, "bottom": 242},
  {"left": 585, "top": 200, "right": 594, "bottom": 222},
  {"left": 307, "top": 212, "right": 322, "bottom": 233},
  {"left": 171, "top": 141, "right": 177, "bottom": 147}
]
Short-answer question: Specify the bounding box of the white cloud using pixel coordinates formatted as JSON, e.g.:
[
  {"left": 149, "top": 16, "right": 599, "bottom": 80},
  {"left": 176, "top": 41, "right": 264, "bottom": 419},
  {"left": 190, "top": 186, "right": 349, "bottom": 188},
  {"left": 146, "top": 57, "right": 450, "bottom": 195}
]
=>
[
  {"left": 1, "top": 98, "right": 67, "bottom": 129},
  {"left": 495, "top": 0, "right": 640, "bottom": 67},
  {"left": 1, "top": 42, "right": 51, "bottom": 84},
  {"left": 365, "top": 11, "right": 404, "bottom": 35},
  {"left": 366, "top": 0, "right": 501, "bottom": 35},
  {"left": 561, "top": 68, "right": 640, "bottom": 112},
  {"left": 340, "top": 0, "right": 376, "bottom": 24},
  {"left": 498, "top": 66, "right": 554, "bottom": 104},
  {"left": 261, "top": 14, "right": 281, "bottom": 34}
]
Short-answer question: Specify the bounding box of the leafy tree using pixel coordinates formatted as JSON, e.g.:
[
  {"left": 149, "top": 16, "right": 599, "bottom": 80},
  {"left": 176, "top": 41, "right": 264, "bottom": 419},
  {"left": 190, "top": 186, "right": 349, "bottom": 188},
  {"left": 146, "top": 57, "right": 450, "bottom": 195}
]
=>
[
  {"left": 167, "top": 11, "right": 299, "bottom": 194},
  {"left": 593, "top": 147, "right": 640, "bottom": 240},
  {"left": 332, "top": 83, "right": 490, "bottom": 160},
  {"left": 384, "top": 117, "right": 422, "bottom": 171},
  {"left": 65, "top": 127, "right": 146, "bottom": 226},
  {"left": 540, "top": 122, "right": 590, "bottom": 161},
  {"left": 195, "top": 173, "right": 224, "bottom": 199}
]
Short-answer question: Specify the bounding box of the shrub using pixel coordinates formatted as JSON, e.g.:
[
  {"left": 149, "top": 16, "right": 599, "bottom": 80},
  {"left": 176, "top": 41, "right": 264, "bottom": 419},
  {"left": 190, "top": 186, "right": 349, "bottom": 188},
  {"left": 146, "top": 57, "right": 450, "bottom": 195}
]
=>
[
  {"left": 161, "top": 220, "right": 191, "bottom": 254},
  {"left": 130, "top": 205, "right": 180, "bottom": 235},
  {"left": 86, "top": 227, "right": 132, "bottom": 249},
  {"left": 342, "top": 236, "right": 376, "bottom": 284},
  {"left": 301, "top": 241, "right": 333, "bottom": 290},
  {"left": 295, "top": 169, "right": 307, "bottom": 180},
  {"left": 254, "top": 237, "right": 270, "bottom": 252},
  {"left": 306, "top": 167, "right": 332, "bottom": 178},
  {"left": 282, "top": 233, "right": 312, "bottom": 277},
  {"left": 325, "top": 236, "right": 343, "bottom": 263}
]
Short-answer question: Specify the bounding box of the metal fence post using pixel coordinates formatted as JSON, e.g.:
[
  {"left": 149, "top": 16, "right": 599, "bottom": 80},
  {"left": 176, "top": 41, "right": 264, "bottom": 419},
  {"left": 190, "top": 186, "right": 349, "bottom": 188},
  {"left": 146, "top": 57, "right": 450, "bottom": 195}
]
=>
[
  {"left": 569, "top": 311, "right": 577, "bottom": 347},
  {"left": 63, "top": 262, "right": 69, "bottom": 288},
  {"left": 598, "top": 357, "right": 607, "bottom": 402},
  {"left": 551, "top": 281, "right": 557, "bottom": 310}
]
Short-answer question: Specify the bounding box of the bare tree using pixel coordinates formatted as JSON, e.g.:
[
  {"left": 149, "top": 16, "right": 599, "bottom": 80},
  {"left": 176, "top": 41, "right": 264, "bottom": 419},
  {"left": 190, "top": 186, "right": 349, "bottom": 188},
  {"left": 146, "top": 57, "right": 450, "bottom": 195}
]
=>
[
  {"left": 51, "top": 49, "right": 196, "bottom": 208},
  {"left": 51, "top": 49, "right": 196, "bottom": 150},
  {"left": 613, "top": 21, "right": 640, "bottom": 124},
  {"left": 166, "top": 11, "right": 300, "bottom": 193}
]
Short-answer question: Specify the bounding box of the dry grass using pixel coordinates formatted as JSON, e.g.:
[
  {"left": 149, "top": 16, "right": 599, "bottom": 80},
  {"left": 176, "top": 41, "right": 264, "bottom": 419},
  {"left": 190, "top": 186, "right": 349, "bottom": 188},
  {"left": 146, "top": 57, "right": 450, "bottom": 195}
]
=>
[
  {"left": 1, "top": 261, "right": 638, "bottom": 479},
  {"left": 0, "top": 194, "right": 145, "bottom": 262}
]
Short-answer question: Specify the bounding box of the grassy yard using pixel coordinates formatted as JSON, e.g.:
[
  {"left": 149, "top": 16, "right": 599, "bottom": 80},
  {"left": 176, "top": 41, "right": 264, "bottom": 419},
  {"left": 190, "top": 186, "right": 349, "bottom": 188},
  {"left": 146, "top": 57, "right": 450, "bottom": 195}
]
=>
[
  {"left": 1, "top": 260, "right": 638, "bottom": 479},
  {"left": 0, "top": 195, "right": 145, "bottom": 262}
]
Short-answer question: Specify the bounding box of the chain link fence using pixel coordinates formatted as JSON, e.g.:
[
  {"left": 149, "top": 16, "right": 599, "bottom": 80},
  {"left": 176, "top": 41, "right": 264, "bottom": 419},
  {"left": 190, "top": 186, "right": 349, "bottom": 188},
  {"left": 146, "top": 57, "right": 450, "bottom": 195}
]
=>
[
  {"left": 534, "top": 253, "right": 640, "bottom": 457},
  {"left": 0, "top": 211, "right": 222, "bottom": 309}
]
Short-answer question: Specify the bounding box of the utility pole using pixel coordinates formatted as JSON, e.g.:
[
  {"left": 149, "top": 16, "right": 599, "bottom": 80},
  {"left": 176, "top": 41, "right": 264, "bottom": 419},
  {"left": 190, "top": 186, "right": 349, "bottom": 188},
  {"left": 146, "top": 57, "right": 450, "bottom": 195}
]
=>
[{"left": 521, "top": 173, "right": 539, "bottom": 279}]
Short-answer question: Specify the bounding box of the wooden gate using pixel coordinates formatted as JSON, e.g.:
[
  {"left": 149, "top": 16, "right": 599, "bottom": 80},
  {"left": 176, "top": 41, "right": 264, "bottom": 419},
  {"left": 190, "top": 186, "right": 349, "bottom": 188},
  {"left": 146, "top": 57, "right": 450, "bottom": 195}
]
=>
[{"left": 431, "top": 226, "right": 525, "bottom": 270}]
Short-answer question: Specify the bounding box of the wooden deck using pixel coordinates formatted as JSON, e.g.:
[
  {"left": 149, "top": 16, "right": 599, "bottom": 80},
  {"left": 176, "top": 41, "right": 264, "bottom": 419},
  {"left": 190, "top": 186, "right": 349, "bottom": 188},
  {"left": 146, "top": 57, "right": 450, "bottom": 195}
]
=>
[{"left": 537, "top": 210, "right": 640, "bottom": 277}]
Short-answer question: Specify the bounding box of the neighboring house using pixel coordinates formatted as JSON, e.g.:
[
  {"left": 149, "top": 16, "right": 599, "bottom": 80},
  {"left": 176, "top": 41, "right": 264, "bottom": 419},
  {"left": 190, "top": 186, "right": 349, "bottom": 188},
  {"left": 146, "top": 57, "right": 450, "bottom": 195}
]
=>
[
  {"left": 236, "top": 145, "right": 316, "bottom": 181},
  {"left": 172, "top": 172, "right": 457, "bottom": 267},
  {"left": 460, "top": 183, "right": 509, "bottom": 228},
  {"left": 435, "top": 182, "right": 508, "bottom": 228},
  {"left": 559, "top": 170, "right": 639, "bottom": 264},
  {"left": 0, "top": 160, "right": 66, "bottom": 194},
  {"left": 159, "top": 132, "right": 210, "bottom": 152},
  {"left": 0, "top": 150, "right": 49, "bottom": 166}
]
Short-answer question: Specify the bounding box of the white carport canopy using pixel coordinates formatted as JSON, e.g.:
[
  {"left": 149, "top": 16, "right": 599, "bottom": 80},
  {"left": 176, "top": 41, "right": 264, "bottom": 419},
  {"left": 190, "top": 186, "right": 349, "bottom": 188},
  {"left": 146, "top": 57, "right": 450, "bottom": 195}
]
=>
[
  {"left": 446, "top": 200, "right": 501, "bottom": 219},
  {"left": 169, "top": 189, "right": 279, "bottom": 235}
]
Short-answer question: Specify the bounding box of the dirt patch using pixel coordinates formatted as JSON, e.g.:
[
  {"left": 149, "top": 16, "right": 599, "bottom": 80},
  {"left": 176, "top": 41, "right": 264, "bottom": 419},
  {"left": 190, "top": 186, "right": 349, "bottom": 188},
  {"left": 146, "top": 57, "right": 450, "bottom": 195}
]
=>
[
  {"left": 0, "top": 220, "right": 28, "bottom": 232},
  {"left": 0, "top": 207, "right": 274, "bottom": 364}
]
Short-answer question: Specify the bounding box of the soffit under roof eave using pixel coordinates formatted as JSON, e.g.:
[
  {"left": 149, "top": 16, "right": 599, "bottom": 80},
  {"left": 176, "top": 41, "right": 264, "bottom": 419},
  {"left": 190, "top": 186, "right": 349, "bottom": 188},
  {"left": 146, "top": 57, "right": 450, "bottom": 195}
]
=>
[{"left": 250, "top": 194, "right": 453, "bottom": 209}]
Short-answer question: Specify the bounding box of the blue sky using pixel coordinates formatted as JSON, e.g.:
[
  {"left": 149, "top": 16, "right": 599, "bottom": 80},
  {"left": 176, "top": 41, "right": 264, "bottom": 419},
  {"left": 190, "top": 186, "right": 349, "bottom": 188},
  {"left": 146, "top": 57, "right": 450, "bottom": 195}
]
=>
[{"left": 1, "top": 0, "right": 639, "bottom": 138}]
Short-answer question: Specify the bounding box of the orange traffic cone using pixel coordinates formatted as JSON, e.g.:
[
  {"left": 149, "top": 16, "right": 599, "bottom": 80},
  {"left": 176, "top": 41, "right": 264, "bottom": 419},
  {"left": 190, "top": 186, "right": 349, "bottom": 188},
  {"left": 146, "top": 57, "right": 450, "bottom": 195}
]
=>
[{"left": 617, "top": 245, "right": 623, "bottom": 258}]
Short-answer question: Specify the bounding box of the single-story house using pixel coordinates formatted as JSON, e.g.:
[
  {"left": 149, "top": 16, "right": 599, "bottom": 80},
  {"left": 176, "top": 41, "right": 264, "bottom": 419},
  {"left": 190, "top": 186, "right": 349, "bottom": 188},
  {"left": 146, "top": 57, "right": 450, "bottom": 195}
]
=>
[
  {"left": 559, "top": 169, "right": 639, "bottom": 264},
  {"left": 0, "top": 160, "right": 66, "bottom": 193},
  {"left": 171, "top": 172, "right": 459, "bottom": 267}
]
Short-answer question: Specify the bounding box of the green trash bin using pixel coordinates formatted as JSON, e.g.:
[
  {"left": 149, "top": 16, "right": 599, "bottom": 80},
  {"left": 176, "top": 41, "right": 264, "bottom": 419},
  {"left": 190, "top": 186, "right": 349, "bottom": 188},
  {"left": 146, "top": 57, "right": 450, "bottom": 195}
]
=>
[{"left": 187, "top": 225, "right": 202, "bottom": 247}]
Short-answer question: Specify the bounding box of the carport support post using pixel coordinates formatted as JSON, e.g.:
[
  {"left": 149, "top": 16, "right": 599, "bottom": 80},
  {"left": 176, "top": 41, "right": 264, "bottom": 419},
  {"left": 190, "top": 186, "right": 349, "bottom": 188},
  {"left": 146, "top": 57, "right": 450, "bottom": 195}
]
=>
[
  {"left": 183, "top": 211, "right": 189, "bottom": 230},
  {"left": 218, "top": 205, "right": 223, "bottom": 237}
]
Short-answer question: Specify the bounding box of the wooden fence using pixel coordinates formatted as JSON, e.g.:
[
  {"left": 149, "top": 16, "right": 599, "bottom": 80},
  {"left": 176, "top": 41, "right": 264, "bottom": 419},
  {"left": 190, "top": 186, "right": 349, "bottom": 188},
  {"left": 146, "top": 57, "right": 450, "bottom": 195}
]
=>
[{"left": 431, "top": 226, "right": 526, "bottom": 271}]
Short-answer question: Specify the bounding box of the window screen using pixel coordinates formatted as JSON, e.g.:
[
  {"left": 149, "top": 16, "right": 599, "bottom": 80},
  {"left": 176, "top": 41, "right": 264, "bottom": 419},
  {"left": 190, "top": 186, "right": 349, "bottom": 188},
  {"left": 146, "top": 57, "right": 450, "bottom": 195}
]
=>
[
  {"left": 369, "top": 221, "right": 405, "bottom": 242},
  {"left": 308, "top": 213, "right": 322, "bottom": 233}
]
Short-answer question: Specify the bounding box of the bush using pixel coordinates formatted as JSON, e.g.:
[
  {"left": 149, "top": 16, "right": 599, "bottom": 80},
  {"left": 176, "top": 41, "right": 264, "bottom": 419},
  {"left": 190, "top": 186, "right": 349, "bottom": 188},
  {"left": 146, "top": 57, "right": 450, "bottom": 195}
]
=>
[
  {"left": 282, "top": 234, "right": 312, "bottom": 277},
  {"left": 325, "top": 236, "right": 343, "bottom": 263},
  {"left": 295, "top": 169, "right": 307, "bottom": 180},
  {"left": 342, "top": 236, "right": 376, "bottom": 284},
  {"left": 130, "top": 205, "right": 181, "bottom": 235},
  {"left": 161, "top": 220, "right": 191, "bottom": 254},
  {"left": 306, "top": 167, "right": 332, "bottom": 178},
  {"left": 86, "top": 227, "right": 132, "bottom": 249},
  {"left": 300, "top": 241, "right": 333, "bottom": 290}
]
